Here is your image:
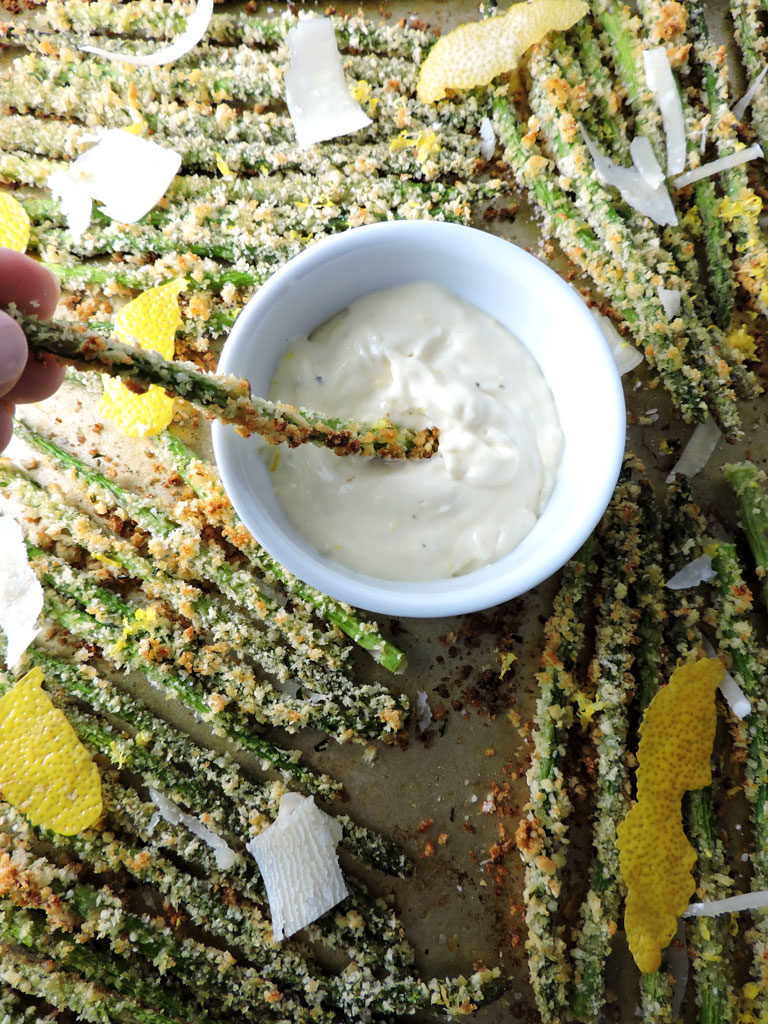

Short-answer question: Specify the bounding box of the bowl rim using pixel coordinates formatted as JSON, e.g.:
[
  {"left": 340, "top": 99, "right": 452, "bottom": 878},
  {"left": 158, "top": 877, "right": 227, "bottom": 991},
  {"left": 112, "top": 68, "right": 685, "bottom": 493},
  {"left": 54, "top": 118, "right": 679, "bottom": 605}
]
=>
[{"left": 213, "top": 220, "right": 626, "bottom": 618}]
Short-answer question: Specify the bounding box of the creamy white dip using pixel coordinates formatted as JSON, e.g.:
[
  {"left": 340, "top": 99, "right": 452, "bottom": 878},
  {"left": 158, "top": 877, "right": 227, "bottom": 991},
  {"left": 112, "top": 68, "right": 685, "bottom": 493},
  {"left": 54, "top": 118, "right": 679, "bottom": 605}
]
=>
[{"left": 269, "top": 282, "right": 563, "bottom": 581}]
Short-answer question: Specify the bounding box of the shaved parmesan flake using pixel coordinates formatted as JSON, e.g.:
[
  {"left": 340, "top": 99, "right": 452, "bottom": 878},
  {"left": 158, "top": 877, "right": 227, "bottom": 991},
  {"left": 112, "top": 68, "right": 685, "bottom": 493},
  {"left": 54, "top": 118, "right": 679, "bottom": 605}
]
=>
[
  {"left": 699, "top": 115, "right": 710, "bottom": 155},
  {"left": 684, "top": 890, "right": 768, "bottom": 916},
  {"left": 416, "top": 690, "right": 433, "bottom": 733},
  {"left": 284, "top": 19, "right": 371, "bottom": 149},
  {"left": 479, "top": 117, "right": 496, "bottom": 160},
  {"left": 247, "top": 793, "right": 347, "bottom": 941},
  {"left": 630, "top": 136, "right": 665, "bottom": 189},
  {"left": 716, "top": 667, "right": 752, "bottom": 720},
  {"left": 149, "top": 788, "right": 238, "bottom": 870},
  {"left": 416, "top": 0, "right": 587, "bottom": 103},
  {"left": 673, "top": 144, "right": 764, "bottom": 188},
  {"left": 733, "top": 65, "right": 768, "bottom": 120},
  {"left": 665, "top": 554, "right": 716, "bottom": 590},
  {"left": 0, "top": 515, "right": 43, "bottom": 670},
  {"left": 658, "top": 286, "right": 681, "bottom": 319},
  {"left": 581, "top": 127, "right": 678, "bottom": 226},
  {"left": 81, "top": 0, "right": 213, "bottom": 66},
  {"left": 47, "top": 130, "right": 181, "bottom": 241},
  {"left": 643, "top": 48, "right": 686, "bottom": 175},
  {"left": 594, "top": 312, "right": 643, "bottom": 375},
  {"left": 666, "top": 415, "right": 721, "bottom": 483},
  {"left": 701, "top": 639, "right": 752, "bottom": 720}
]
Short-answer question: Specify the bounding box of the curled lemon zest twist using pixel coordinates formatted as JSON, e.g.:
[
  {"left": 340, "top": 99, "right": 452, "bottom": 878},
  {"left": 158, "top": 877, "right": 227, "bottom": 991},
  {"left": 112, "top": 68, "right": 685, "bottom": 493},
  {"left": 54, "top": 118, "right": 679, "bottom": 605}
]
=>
[{"left": 617, "top": 657, "right": 723, "bottom": 973}]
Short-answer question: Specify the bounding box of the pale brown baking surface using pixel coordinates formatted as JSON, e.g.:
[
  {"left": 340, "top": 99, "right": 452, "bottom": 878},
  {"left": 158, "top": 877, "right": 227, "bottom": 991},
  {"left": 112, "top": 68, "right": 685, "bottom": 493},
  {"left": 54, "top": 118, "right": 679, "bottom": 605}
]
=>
[{"left": 1, "top": 2, "right": 767, "bottom": 1022}]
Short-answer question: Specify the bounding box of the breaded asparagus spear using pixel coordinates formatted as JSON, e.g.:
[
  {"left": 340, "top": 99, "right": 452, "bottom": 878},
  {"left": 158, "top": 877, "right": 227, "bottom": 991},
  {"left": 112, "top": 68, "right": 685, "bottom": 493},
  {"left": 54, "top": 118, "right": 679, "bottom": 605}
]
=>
[
  {"left": 517, "top": 537, "right": 597, "bottom": 1023},
  {"left": 14, "top": 313, "right": 438, "bottom": 459}
]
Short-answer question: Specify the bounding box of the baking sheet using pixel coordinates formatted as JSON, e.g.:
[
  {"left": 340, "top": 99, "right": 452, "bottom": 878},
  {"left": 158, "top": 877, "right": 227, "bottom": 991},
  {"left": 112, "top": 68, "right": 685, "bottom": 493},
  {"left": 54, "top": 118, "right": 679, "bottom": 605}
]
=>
[{"left": 1, "top": 1, "right": 765, "bottom": 1020}]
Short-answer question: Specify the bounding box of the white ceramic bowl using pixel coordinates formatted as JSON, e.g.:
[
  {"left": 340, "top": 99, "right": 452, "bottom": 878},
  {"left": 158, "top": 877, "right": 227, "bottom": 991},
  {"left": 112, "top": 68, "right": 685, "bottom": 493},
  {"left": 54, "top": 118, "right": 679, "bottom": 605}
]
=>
[{"left": 213, "top": 221, "right": 625, "bottom": 618}]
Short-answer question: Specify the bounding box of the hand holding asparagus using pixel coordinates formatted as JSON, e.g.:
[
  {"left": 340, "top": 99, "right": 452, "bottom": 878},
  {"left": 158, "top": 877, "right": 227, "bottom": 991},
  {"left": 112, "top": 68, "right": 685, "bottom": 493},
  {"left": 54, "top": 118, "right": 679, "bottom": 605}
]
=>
[{"left": 12, "top": 308, "right": 440, "bottom": 460}]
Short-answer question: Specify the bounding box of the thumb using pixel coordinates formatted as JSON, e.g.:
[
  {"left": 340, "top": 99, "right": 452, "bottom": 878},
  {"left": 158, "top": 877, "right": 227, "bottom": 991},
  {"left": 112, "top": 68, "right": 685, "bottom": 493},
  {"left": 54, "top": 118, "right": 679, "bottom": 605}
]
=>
[{"left": 0, "top": 310, "right": 28, "bottom": 398}]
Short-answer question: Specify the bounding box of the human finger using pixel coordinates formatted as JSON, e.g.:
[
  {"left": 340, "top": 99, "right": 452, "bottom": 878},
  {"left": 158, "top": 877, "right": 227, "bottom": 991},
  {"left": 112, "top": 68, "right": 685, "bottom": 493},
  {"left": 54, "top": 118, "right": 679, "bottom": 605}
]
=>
[
  {"left": 0, "top": 249, "right": 61, "bottom": 318},
  {"left": 0, "top": 402, "right": 15, "bottom": 452},
  {"left": 5, "top": 351, "right": 66, "bottom": 404},
  {"left": 0, "top": 309, "right": 29, "bottom": 398}
]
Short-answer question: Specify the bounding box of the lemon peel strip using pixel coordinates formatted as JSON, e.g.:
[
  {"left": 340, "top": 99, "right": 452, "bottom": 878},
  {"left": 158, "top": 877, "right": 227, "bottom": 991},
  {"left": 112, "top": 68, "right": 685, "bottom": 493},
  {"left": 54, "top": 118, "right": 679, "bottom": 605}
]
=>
[
  {"left": 416, "top": 0, "right": 588, "bottom": 104},
  {"left": 98, "top": 278, "right": 186, "bottom": 438},
  {"left": 0, "top": 194, "right": 31, "bottom": 252},
  {"left": 617, "top": 657, "right": 723, "bottom": 972},
  {"left": 0, "top": 667, "right": 102, "bottom": 835}
]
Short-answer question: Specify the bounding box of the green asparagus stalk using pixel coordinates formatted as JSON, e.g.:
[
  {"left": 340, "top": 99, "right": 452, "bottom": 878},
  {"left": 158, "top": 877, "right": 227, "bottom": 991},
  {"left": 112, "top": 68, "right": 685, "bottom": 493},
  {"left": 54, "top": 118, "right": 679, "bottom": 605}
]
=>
[
  {"left": 0, "top": 845, "right": 332, "bottom": 1024},
  {"left": 17, "top": 642, "right": 411, "bottom": 878},
  {"left": 17, "top": 646, "right": 280, "bottom": 834},
  {"left": 38, "top": 250, "right": 265, "bottom": 296},
  {"left": 158, "top": 432, "right": 407, "bottom": 673},
  {"left": 491, "top": 94, "right": 710, "bottom": 426},
  {"left": 662, "top": 496, "right": 736, "bottom": 1024},
  {"left": 0, "top": 901, "right": 210, "bottom": 1024},
  {"left": 730, "top": 0, "right": 768, "bottom": 153},
  {"left": 571, "top": 462, "right": 643, "bottom": 1022},
  {"left": 0, "top": 461, "right": 345, "bottom": 690},
  {"left": 663, "top": 478, "right": 708, "bottom": 663},
  {"left": 722, "top": 461, "right": 768, "bottom": 614},
  {"left": 631, "top": 473, "right": 674, "bottom": 1022},
  {"left": 10, "top": 423, "right": 367, "bottom": 682},
  {"left": 632, "top": 478, "right": 668, "bottom": 715},
  {"left": 28, "top": 542, "right": 405, "bottom": 744},
  {"left": 586, "top": 0, "right": 711, "bottom": 321},
  {"left": 13, "top": 324, "right": 439, "bottom": 459},
  {"left": 11, "top": 423, "right": 405, "bottom": 690},
  {"left": 685, "top": 0, "right": 768, "bottom": 325},
  {"left": 707, "top": 541, "right": 768, "bottom": 1011},
  {"left": 9, "top": 2, "right": 435, "bottom": 57},
  {"left": 526, "top": 38, "right": 743, "bottom": 436},
  {"left": 518, "top": 538, "right": 597, "bottom": 1023},
  {"left": 635, "top": 0, "right": 736, "bottom": 331},
  {"left": 0, "top": 944, "right": 188, "bottom": 1024},
  {"left": 684, "top": 789, "right": 736, "bottom": 1024},
  {"left": 39, "top": 585, "right": 340, "bottom": 798},
  {"left": 0, "top": 980, "right": 55, "bottom": 1024}
]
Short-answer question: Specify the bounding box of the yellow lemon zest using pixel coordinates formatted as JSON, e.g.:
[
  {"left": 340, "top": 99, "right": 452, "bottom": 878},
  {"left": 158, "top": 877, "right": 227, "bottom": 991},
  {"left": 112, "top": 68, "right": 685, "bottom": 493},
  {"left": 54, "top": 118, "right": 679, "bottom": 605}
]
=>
[
  {"left": 499, "top": 650, "right": 517, "bottom": 678},
  {"left": 92, "top": 552, "right": 122, "bottom": 569},
  {"left": 112, "top": 606, "right": 159, "bottom": 654},
  {"left": 572, "top": 690, "right": 608, "bottom": 728},
  {"left": 726, "top": 324, "right": 758, "bottom": 360},
  {"left": 214, "top": 150, "right": 234, "bottom": 177},
  {"left": 617, "top": 657, "right": 723, "bottom": 973},
  {"left": 350, "top": 79, "right": 380, "bottom": 112},
  {"left": 389, "top": 130, "right": 412, "bottom": 152},
  {"left": 389, "top": 130, "right": 441, "bottom": 165},
  {"left": 416, "top": 0, "right": 587, "bottom": 104},
  {"left": 98, "top": 279, "right": 185, "bottom": 438},
  {"left": 123, "top": 121, "right": 146, "bottom": 136},
  {"left": 0, "top": 667, "right": 102, "bottom": 835},
  {"left": 0, "top": 193, "right": 31, "bottom": 252},
  {"left": 719, "top": 189, "right": 762, "bottom": 224},
  {"left": 109, "top": 739, "right": 127, "bottom": 770},
  {"left": 415, "top": 131, "right": 441, "bottom": 164}
]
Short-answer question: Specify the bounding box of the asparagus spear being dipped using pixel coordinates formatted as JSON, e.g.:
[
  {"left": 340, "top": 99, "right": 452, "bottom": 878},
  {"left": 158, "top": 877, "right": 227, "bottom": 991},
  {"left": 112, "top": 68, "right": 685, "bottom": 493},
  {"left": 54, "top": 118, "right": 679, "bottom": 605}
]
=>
[{"left": 13, "top": 310, "right": 439, "bottom": 459}]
